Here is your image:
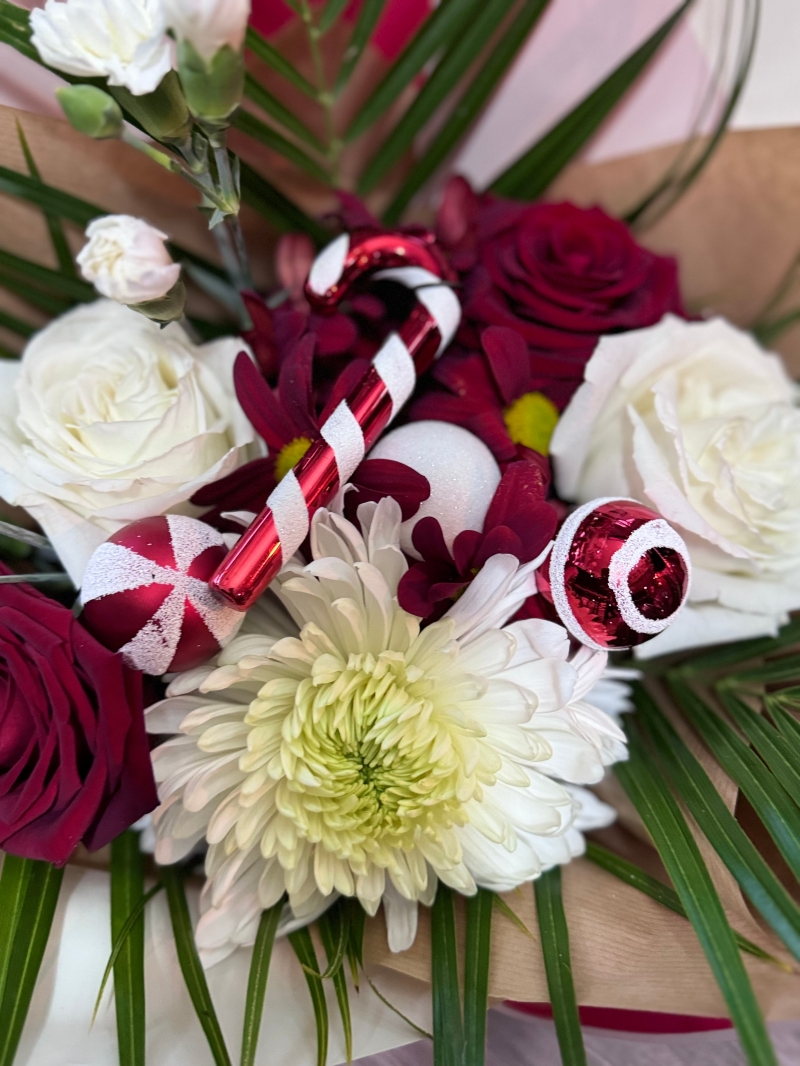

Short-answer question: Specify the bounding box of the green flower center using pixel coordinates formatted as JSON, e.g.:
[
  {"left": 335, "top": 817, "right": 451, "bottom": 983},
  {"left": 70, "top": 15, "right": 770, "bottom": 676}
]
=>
[{"left": 503, "top": 391, "right": 559, "bottom": 454}]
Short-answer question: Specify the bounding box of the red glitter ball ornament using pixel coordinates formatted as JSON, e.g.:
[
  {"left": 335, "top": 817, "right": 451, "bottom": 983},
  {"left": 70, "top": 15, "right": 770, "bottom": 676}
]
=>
[
  {"left": 541, "top": 497, "right": 691, "bottom": 651},
  {"left": 81, "top": 515, "right": 243, "bottom": 675}
]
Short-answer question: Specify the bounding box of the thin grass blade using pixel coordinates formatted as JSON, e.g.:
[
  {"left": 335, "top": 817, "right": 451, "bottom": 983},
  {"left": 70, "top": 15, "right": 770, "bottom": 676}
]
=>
[
  {"left": 0, "top": 247, "right": 93, "bottom": 302},
  {"left": 336, "top": 0, "right": 388, "bottom": 93},
  {"left": 319, "top": 909, "right": 352, "bottom": 1063},
  {"left": 0, "top": 0, "right": 36, "bottom": 61},
  {"left": 234, "top": 109, "right": 330, "bottom": 183},
  {"left": 490, "top": 1, "right": 690, "bottom": 199},
  {"left": 463, "top": 888, "right": 493, "bottom": 1066},
  {"left": 240, "top": 902, "right": 283, "bottom": 1066},
  {"left": 617, "top": 720, "right": 778, "bottom": 1066},
  {"left": 345, "top": 0, "right": 482, "bottom": 142},
  {"left": 0, "top": 263, "right": 74, "bottom": 317},
  {"left": 718, "top": 688, "right": 800, "bottom": 809},
  {"left": 245, "top": 26, "right": 318, "bottom": 98},
  {"left": 384, "top": 0, "right": 551, "bottom": 222},
  {"left": 534, "top": 868, "right": 586, "bottom": 1066},
  {"left": 243, "top": 73, "right": 326, "bottom": 151},
  {"left": 288, "top": 926, "right": 329, "bottom": 1066},
  {"left": 94, "top": 883, "right": 164, "bottom": 1026},
  {"left": 0, "top": 856, "right": 33, "bottom": 1005},
  {"left": 634, "top": 684, "right": 800, "bottom": 963},
  {"left": 670, "top": 679, "right": 800, "bottom": 882},
  {"left": 670, "top": 618, "right": 800, "bottom": 679},
  {"left": 110, "top": 832, "right": 146, "bottom": 1066},
  {"left": 319, "top": 0, "right": 350, "bottom": 34},
  {"left": 16, "top": 121, "right": 76, "bottom": 277},
  {"left": 0, "top": 308, "right": 35, "bottom": 339},
  {"left": 239, "top": 160, "right": 328, "bottom": 243},
  {"left": 0, "top": 861, "right": 64, "bottom": 1066},
  {"left": 492, "top": 895, "right": 534, "bottom": 940},
  {"left": 162, "top": 866, "right": 232, "bottom": 1066},
  {"left": 358, "top": 0, "right": 517, "bottom": 196},
  {"left": 430, "top": 884, "right": 463, "bottom": 1066},
  {"left": 585, "top": 841, "right": 791, "bottom": 970}
]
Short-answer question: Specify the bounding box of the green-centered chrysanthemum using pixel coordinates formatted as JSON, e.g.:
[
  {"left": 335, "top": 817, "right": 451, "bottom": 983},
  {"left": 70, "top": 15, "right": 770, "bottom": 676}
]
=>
[{"left": 147, "top": 499, "right": 626, "bottom": 964}]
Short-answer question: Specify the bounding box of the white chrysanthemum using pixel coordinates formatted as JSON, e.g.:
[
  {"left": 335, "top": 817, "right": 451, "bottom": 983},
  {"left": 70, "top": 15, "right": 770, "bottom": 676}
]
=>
[{"left": 147, "top": 499, "right": 626, "bottom": 963}]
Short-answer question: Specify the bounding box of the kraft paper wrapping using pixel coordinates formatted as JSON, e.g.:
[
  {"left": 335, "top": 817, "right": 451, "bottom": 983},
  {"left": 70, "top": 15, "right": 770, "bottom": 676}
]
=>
[{"left": 1, "top": 103, "right": 800, "bottom": 1018}]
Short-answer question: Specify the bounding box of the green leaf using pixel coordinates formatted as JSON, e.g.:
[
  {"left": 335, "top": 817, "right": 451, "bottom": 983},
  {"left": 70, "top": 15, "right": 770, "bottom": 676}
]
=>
[
  {"left": 0, "top": 268, "right": 73, "bottom": 317},
  {"left": 319, "top": 0, "right": 350, "bottom": 35},
  {"left": 632, "top": 684, "right": 800, "bottom": 964},
  {"left": 670, "top": 618, "right": 800, "bottom": 680},
  {"left": 319, "top": 909, "right": 352, "bottom": 1063},
  {"left": 0, "top": 860, "right": 64, "bottom": 1066},
  {"left": 16, "top": 121, "right": 76, "bottom": 277},
  {"left": 345, "top": 0, "right": 481, "bottom": 142},
  {"left": 234, "top": 109, "right": 330, "bottom": 184},
  {"left": 162, "top": 866, "right": 232, "bottom": 1066},
  {"left": 616, "top": 720, "right": 778, "bottom": 1066},
  {"left": 343, "top": 898, "right": 366, "bottom": 989},
  {"left": 492, "top": 894, "right": 534, "bottom": 940},
  {"left": 363, "top": 973, "right": 433, "bottom": 1039},
  {"left": 0, "top": 0, "right": 36, "bottom": 62},
  {"left": 490, "top": 1, "right": 690, "bottom": 199},
  {"left": 534, "top": 868, "right": 586, "bottom": 1066},
  {"left": 430, "top": 884, "right": 464, "bottom": 1066},
  {"left": 0, "top": 308, "right": 35, "bottom": 339},
  {"left": 243, "top": 73, "right": 326, "bottom": 152},
  {"left": 110, "top": 832, "right": 146, "bottom": 1066},
  {"left": 585, "top": 841, "right": 792, "bottom": 971},
  {"left": 720, "top": 655, "right": 800, "bottom": 689},
  {"left": 384, "top": 0, "right": 551, "bottom": 222},
  {"left": 94, "top": 883, "right": 165, "bottom": 1027},
  {"left": 245, "top": 26, "right": 319, "bottom": 99},
  {"left": 358, "top": 0, "right": 517, "bottom": 196},
  {"left": 670, "top": 679, "right": 800, "bottom": 883},
  {"left": 718, "top": 689, "right": 800, "bottom": 809},
  {"left": 767, "top": 699, "right": 800, "bottom": 744},
  {"left": 0, "top": 856, "right": 34, "bottom": 1005},
  {"left": 239, "top": 160, "right": 328, "bottom": 244},
  {"left": 240, "top": 902, "right": 283, "bottom": 1066},
  {"left": 0, "top": 247, "right": 94, "bottom": 303},
  {"left": 288, "top": 926, "right": 328, "bottom": 1066},
  {"left": 463, "top": 888, "right": 493, "bottom": 1066},
  {"left": 336, "top": 0, "right": 388, "bottom": 93}
]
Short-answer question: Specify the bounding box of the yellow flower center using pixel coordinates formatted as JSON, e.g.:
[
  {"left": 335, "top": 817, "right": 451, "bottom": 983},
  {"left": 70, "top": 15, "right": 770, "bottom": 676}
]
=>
[
  {"left": 274, "top": 436, "right": 313, "bottom": 482},
  {"left": 503, "top": 391, "right": 559, "bottom": 455}
]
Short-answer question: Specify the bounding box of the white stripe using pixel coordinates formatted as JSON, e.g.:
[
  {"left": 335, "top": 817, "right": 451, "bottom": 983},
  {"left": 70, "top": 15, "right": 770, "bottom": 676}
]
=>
[
  {"left": 320, "top": 399, "right": 366, "bottom": 484},
  {"left": 608, "top": 519, "right": 690, "bottom": 634},
  {"left": 307, "top": 233, "right": 350, "bottom": 295},
  {"left": 268, "top": 470, "right": 310, "bottom": 565},
  {"left": 373, "top": 333, "right": 417, "bottom": 418},
  {"left": 374, "top": 266, "right": 461, "bottom": 354}
]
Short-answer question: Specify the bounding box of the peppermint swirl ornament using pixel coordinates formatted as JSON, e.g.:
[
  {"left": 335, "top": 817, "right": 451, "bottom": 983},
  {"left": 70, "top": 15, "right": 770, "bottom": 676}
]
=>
[
  {"left": 545, "top": 498, "right": 691, "bottom": 651},
  {"left": 81, "top": 515, "right": 243, "bottom": 675}
]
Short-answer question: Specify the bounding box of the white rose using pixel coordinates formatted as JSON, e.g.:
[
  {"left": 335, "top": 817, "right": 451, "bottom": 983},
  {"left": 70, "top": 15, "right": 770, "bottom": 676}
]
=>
[
  {"left": 0, "top": 300, "right": 257, "bottom": 585},
  {"left": 77, "top": 215, "right": 181, "bottom": 304},
  {"left": 30, "top": 0, "right": 172, "bottom": 96},
  {"left": 551, "top": 315, "right": 800, "bottom": 657},
  {"left": 163, "top": 0, "right": 251, "bottom": 61}
]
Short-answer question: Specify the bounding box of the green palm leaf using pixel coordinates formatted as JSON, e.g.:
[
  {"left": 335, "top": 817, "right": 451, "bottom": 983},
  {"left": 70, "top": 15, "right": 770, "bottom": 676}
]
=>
[
  {"left": 430, "top": 884, "right": 464, "bottom": 1066},
  {"left": 110, "top": 832, "right": 146, "bottom": 1066},
  {"left": 240, "top": 903, "right": 283, "bottom": 1066},
  {"left": 288, "top": 926, "right": 328, "bottom": 1066},
  {"left": 534, "top": 869, "right": 586, "bottom": 1066},
  {"left": 463, "top": 889, "right": 493, "bottom": 1066},
  {"left": 245, "top": 26, "right": 319, "bottom": 100},
  {"left": 336, "top": 0, "right": 388, "bottom": 93},
  {"left": 243, "top": 73, "right": 326, "bottom": 152}
]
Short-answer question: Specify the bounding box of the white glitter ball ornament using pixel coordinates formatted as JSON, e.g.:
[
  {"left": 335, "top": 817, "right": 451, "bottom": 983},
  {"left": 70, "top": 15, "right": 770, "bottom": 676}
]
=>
[
  {"left": 81, "top": 515, "right": 244, "bottom": 675},
  {"left": 369, "top": 421, "right": 501, "bottom": 557}
]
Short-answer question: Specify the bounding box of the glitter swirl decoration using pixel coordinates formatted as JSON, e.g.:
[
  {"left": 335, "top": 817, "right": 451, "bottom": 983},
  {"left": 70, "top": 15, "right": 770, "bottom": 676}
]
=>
[
  {"left": 543, "top": 498, "right": 691, "bottom": 651},
  {"left": 210, "top": 229, "right": 461, "bottom": 611}
]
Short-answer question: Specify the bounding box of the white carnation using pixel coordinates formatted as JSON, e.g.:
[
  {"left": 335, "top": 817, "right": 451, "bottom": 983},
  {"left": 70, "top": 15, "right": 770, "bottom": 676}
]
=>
[
  {"left": 77, "top": 215, "right": 181, "bottom": 304},
  {"left": 163, "top": 0, "right": 251, "bottom": 61},
  {"left": 0, "top": 300, "right": 257, "bottom": 584},
  {"left": 30, "top": 0, "right": 173, "bottom": 96},
  {"left": 551, "top": 315, "right": 800, "bottom": 656},
  {"left": 146, "top": 499, "right": 624, "bottom": 965}
]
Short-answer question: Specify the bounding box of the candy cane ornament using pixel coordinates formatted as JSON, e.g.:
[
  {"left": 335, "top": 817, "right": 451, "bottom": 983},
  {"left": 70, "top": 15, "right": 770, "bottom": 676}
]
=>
[{"left": 210, "top": 229, "right": 461, "bottom": 610}]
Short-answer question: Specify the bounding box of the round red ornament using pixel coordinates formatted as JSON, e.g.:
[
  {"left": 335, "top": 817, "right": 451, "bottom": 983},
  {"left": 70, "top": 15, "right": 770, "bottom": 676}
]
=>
[
  {"left": 541, "top": 497, "right": 691, "bottom": 651},
  {"left": 81, "top": 515, "right": 243, "bottom": 675}
]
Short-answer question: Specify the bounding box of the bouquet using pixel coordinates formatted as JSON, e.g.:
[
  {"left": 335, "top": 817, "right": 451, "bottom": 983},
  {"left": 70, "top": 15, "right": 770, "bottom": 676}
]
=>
[{"left": 0, "top": 1, "right": 797, "bottom": 1065}]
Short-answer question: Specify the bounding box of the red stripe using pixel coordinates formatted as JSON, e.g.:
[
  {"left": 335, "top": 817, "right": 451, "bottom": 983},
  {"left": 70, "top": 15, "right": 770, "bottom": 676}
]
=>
[{"left": 507, "top": 1002, "right": 733, "bottom": 1034}]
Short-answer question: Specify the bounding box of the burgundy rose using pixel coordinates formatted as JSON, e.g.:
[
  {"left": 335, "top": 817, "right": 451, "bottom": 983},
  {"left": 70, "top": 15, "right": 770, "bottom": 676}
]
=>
[
  {"left": 436, "top": 179, "right": 684, "bottom": 404},
  {"left": 0, "top": 568, "right": 157, "bottom": 864}
]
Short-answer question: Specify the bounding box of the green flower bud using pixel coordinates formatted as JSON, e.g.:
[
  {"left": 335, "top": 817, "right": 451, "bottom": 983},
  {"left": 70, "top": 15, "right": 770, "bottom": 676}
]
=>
[
  {"left": 56, "top": 85, "right": 123, "bottom": 140},
  {"left": 109, "top": 72, "right": 192, "bottom": 146},
  {"left": 176, "top": 41, "right": 245, "bottom": 129},
  {"left": 129, "top": 279, "right": 187, "bottom": 326}
]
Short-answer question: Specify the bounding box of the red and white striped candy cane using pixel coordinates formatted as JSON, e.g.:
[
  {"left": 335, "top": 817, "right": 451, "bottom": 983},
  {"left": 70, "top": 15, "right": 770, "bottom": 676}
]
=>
[{"left": 210, "top": 229, "right": 460, "bottom": 610}]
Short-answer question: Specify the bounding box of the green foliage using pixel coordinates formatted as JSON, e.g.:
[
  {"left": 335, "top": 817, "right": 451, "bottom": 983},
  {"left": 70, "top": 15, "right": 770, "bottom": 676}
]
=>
[
  {"left": 534, "top": 868, "right": 586, "bottom": 1066},
  {"left": 240, "top": 903, "right": 283, "bottom": 1066},
  {"left": 430, "top": 884, "right": 464, "bottom": 1066},
  {"left": 288, "top": 926, "right": 328, "bottom": 1066},
  {"left": 463, "top": 889, "right": 493, "bottom": 1066},
  {"left": 110, "top": 832, "right": 146, "bottom": 1066}
]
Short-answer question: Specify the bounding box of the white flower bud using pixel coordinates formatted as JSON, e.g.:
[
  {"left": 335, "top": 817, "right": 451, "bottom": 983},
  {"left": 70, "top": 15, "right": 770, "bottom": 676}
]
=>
[
  {"left": 77, "top": 216, "right": 181, "bottom": 304},
  {"left": 30, "top": 0, "right": 173, "bottom": 97},
  {"left": 163, "top": 0, "right": 251, "bottom": 62}
]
